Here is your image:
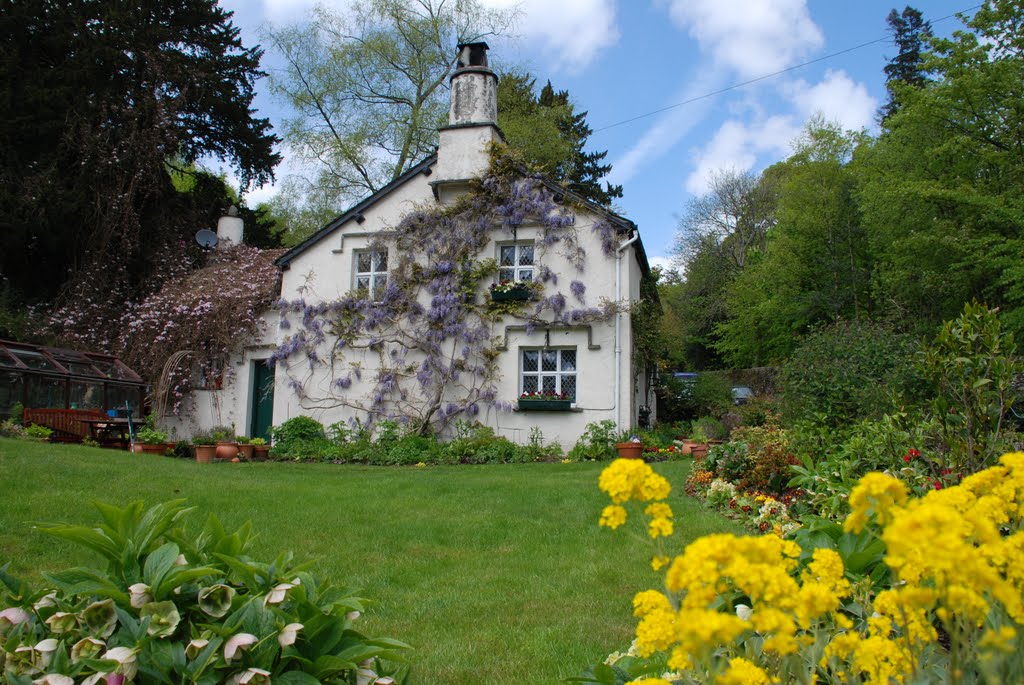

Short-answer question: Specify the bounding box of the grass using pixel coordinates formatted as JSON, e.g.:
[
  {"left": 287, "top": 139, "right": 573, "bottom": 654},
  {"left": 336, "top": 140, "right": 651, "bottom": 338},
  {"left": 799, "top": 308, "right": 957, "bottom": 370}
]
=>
[{"left": 0, "top": 438, "right": 743, "bottom": 685}]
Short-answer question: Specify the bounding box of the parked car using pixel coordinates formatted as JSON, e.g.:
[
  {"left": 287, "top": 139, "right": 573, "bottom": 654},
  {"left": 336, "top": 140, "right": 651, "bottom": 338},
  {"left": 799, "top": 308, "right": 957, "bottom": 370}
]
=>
[{"left": 731, "top": 386, "right": 754, "bottom": 405}]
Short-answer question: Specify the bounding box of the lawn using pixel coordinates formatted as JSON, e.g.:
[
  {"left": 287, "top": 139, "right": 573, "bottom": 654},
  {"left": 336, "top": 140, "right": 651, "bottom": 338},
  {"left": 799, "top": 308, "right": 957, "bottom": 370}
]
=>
[{"left": 0, "top": 438, "right": 743, "bottom": 685}]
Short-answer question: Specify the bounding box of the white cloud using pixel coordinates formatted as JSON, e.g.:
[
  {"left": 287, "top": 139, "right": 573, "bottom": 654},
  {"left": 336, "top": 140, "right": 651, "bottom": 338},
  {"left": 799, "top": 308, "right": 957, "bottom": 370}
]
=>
[
  {"left": 684, "top": 115, "right": 797, "bottom": 194},
  {"left": 647, "top": 255, "right": 680, "bottom": 275},
  {"left": 608, "top": 69, "right": 722, "bottom": 186},
  {"left": 658, "top": 0, "right": 823, "bottom": 79},
  {"left": 784, "top": 69, "right": 877, "bottom": 131},
  {"left": 482, "top": 0, "right": 618, "bottom": 72}
]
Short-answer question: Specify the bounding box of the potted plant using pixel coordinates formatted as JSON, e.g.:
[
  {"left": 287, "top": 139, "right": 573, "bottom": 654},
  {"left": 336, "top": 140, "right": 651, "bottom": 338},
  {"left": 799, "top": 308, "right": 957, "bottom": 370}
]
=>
[
  {"left": 688, "top": 425, "right": 710, "bottom": 460},
  {"left": 136, "top": 426, "right": 170, "bottom": 455},
  {"left": 615, "top": 436, "right": 644, "bottom": 460},
  {"left": 489, "top": 279, "right": 533, "bottom": 302},
  {"left": 250, "top": 437, "right": 270, "bottom": 461},
  {"left": 517, "top": 390, "right": 572, "bottom": 411},
  {"left": 235, "top": 435, "right": 255, "bottom": 460},
  {"left": 192, "top": 433, "right": 217, "bottom": 463},
  {"left": 211, "top": 426, "right": 238, "bottom": 460}
]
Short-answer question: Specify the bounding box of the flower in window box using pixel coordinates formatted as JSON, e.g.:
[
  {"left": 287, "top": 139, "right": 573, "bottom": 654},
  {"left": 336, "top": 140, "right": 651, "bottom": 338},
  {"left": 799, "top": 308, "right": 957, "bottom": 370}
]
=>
[
  {"left": 489, "top": 280, "right": 534, "bottom": 301},
  {"left": 517, "top": 390, "right": 572, "bottom": 410}
]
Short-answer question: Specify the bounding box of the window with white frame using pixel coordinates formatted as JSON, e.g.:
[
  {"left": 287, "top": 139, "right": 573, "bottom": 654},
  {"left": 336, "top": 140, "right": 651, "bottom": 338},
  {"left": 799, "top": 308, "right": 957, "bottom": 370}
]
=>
[
  {"left": 354, "top": 249, "right": 388, "bottom": 299},
  {"left": 498, "top": 242, "right": 534, "bottom": 283},
  {"left": 521, "top": 348, "right": 576, "bottom": 400}
]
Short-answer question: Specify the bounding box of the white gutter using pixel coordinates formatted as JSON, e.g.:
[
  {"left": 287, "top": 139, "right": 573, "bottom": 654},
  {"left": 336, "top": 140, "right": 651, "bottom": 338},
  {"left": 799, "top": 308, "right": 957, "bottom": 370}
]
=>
[{"left": 614, "top": 231, "right": 640, "bottom": 433}]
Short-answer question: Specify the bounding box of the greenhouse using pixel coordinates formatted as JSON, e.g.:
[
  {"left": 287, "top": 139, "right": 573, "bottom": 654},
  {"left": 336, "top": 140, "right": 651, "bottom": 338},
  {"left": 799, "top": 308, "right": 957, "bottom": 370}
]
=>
[{"left": 0, "top": 339, "right": 145, "bottom": 420}]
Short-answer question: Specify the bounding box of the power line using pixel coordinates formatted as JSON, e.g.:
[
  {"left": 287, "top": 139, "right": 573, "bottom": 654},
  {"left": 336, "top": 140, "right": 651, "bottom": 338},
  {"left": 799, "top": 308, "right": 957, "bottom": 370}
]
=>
[{"left": 593, "top": 4, "right": 983, "bottom": 134}]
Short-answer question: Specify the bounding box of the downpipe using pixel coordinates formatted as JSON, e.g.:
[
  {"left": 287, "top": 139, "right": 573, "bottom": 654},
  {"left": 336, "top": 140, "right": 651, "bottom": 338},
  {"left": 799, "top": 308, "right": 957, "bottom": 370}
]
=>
[{"left": 614, "top": 231, "right": 640, "bottom": 434}]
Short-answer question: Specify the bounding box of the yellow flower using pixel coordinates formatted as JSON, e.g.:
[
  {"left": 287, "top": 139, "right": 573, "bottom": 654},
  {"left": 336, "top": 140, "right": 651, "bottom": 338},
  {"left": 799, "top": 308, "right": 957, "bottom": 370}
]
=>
[
  {"left": 645, "top": 502, "right": 673, "bottom": 519},
  {"left": 648, "top": 517, "right": 673, "bottom": 539},
  {"left": 651, "top": 555, "right": 670, "bottom": 571},
  {"left": 599, "top": 505, "right": 628, "bottom": 529},
  {"left": 845, "top": 472, "right": 909, "bottom": 533},
  {"left": 627, "top": 679, "right": 672, "bottom": 685},
  {"left": 633, "top": 590, "right": 672, "bottom": 618},
  {"left": 716, "top": 657, "right": 776, "bottom": 685}
]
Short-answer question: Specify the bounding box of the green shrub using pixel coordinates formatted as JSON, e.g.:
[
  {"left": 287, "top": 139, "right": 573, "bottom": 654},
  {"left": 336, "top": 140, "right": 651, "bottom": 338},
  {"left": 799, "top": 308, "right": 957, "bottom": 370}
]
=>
[
  {"left": 23, "top": 424, "right": 53, "bottom": 441},
  {"left": 10, "top": 401, "right": 24, "bottom": 426},
  {"left": 691, "top": 416, "right": 727, "bottom": 441},
  {"left": 0, "top": 419, "right": 26, "bottom": 438},
  {"left": 692, "top": 373, "right": 733, "bottom": 418},
  {"left": 270, "top": 416, "right": 328, "bottom": 459},
  {"left": 920, "top": 302, "right": 1023, "bottom": 473},
  {"left": 387, "top": 435, "right": 439, "bottom": 465},
  {"left": 705, "top": 441, "right": 749, "bottom": 482},
  {"left": 780, "top": 319, "right": 925, "bottom": 426},
  {"left": 137, "top": 426, "right": 169, "bottom": 445},
  {"left": 568, "top": 420, "right": 618, "bottom": 461},
  {"left": 0, "top": 500, "right": 408, "bottom": 685}
]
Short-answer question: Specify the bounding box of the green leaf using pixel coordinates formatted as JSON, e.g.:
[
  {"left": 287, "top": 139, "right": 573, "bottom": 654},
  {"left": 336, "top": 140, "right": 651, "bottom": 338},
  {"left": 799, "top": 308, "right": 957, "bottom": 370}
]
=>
[
  {"left": 143, "top": 542, "right": 180, "bottom": 598},
  {"left": 313, "top": 655, "right": 358, "bottom": 678},
  {"left": 35, "top": 525, "right": 120, "bottom": 561},
  {"left": 274, "top": 672, "right": 322, "bottom": 685}
]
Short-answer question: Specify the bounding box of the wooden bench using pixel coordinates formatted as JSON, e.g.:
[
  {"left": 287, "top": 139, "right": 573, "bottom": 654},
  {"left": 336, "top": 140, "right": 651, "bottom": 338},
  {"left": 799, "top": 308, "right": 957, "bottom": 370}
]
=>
[{"left": 23, "top": 408, "right": 107, "bottom": 443}]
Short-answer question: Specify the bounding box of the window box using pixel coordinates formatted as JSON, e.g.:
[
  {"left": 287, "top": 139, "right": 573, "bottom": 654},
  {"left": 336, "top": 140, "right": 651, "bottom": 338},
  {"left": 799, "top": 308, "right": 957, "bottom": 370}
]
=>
[
  {"left": 517, "top": 398, "right": 572, "bottom": 411},
  {"left": 491, "top": 286, "right": 532, "bottom": 302}
]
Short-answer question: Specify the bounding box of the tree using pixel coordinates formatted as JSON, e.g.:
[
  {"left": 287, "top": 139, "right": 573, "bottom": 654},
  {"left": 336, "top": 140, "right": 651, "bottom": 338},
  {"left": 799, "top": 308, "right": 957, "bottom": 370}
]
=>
[
  {"left": 715, "top": 120, "right": 872, "bottom": 367},
  {"left": 267, "top": 0, "right": 516, "bottom": 207},
  {"left": 498, "top": 73, "right": 623, "bottom": 207},
  {"left": 858, "top": 0, "right": 1024, "bottom": 337},
  {"left": 879, "top": 6, "right": 932, "bottom": 122},
  {"left": 0, "top": 0, "right": 279, "bottom": 342}
]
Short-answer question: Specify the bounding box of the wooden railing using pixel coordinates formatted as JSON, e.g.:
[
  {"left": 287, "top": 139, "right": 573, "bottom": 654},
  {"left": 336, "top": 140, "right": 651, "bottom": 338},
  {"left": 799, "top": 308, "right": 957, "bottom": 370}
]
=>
[{"left": 23, "top": 408, "right": 106, "bottom": 442}]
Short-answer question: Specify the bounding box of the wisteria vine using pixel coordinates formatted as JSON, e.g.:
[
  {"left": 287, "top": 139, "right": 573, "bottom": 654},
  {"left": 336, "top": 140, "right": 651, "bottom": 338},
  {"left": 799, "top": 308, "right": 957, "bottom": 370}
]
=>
[{"left": 272, "top": 151, "right": 626, "bottom": 435}]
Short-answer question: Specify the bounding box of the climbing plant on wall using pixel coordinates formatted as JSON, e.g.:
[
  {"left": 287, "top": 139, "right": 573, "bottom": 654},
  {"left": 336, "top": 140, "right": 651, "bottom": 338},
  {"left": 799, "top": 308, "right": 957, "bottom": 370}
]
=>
[{"left": 271, "top": 149, "right": 627, "bottom": 435}]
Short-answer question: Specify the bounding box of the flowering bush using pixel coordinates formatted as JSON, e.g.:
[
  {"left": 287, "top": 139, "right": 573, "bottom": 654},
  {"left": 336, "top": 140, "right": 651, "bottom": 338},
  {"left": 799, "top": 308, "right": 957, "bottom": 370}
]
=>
[
  {"left": 0, "top": 500, "right": 408, "bottom": 685},
  {"left": 587, "top": 452, "right": 1024, "bottom": 685}
]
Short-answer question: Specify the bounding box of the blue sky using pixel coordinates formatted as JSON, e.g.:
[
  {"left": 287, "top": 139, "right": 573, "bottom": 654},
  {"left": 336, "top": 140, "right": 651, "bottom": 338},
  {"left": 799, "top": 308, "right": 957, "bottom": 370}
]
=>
[{"left": 218, "top": 0, "right": 978, "bottom": 268}]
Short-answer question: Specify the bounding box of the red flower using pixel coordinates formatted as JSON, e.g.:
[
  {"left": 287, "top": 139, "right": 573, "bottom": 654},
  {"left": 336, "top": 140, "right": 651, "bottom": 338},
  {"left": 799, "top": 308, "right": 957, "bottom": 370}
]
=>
[
  {"left": 903, "top": 454, "right": 912, "bottom": 463},
  {"left": 933, "top": 481, "right": 943, "bottom": 490},
  {"left": 908, "top": 448, "right": 920, "bottom": 458}
]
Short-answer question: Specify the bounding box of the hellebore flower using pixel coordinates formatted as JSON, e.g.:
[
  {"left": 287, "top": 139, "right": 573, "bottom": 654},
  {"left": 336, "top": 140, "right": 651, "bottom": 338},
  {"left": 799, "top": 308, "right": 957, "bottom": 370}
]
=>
[
  {"left": 71, "top": 637, "right": 106, "bottom": 662},
  {"left": 185, "top": 639, "right": 209, "bottom": 660},
  {"left": 0, "top": 607, "right": 32, "bottom": 635},
  {"left": 263, "top": 578, "right": 301, "bottom": 606},
  {"left": 139, "top": 601, "right": 181, "bottom": 637},
  {"left": 224, "top": 633, "right": 258, "bottom": 662},
  {"left": 278, "top": 623, "right": 303, "bottom": 648},
  {"left": 198, "top": 584, "right": 236, "bottom": 618},
  {"left": 82, "top": 599, "right": 118, "bottom": 638},
  {"left": 32, "top": 674, "right": 74, "bottom": 685},
  {"left": 127, "top": 584, "right": 152, "bottom": 609},
  {"left": 102, "top": 646, "right": 139, "bottom": 680},
  {"left": 44, "top": 612, "right": 77, "bottom": 634}
]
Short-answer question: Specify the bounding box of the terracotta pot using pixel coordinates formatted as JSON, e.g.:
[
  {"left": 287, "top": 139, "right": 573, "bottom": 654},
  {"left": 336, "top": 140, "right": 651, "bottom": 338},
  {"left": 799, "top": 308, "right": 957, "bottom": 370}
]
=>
[
  {"left": 253, "top": 446, "right": 270, "bottom": 461},
  {"left": 678, "top": 439, "right": 699, "bottom": 456},
  {"left": 690, "top": 444, "right": 710, "bottom": 460},
  {"left": 194, "top": 445, "right": 217, "bottom": 463},
  {"left": 236, "top": 444, "right": 255, "bottom": 461},
  {"left": 139, "top": 443, "right": 166, "bottom": 455},
  {"left": 615, "top": 442, "right": 644, "bottom": 460},
  {"left": 215, "top": 442, "right": 238, "bottom": 460}
]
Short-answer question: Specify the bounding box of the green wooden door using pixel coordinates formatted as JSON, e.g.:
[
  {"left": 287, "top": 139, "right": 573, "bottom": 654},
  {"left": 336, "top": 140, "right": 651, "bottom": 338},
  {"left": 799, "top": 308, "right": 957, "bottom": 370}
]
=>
[{"left": 250, "top": 361, "right": 275, "bottom": 442}]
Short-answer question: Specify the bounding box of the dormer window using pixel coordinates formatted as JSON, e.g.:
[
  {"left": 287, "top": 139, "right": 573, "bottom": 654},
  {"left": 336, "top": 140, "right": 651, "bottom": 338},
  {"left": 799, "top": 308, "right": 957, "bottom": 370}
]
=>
[{"left": 498, "top": 242, "right": 534, "bottom": 283}]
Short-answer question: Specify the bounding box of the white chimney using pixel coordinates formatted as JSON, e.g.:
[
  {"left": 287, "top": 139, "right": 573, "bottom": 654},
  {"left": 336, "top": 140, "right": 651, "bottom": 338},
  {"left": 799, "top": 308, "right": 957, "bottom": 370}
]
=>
[
  {"left": 216, "top": 205, "right": 244, "bottom": 248},
  {"left": 433, "top": 42, "right": 504, "bottom": 202}
]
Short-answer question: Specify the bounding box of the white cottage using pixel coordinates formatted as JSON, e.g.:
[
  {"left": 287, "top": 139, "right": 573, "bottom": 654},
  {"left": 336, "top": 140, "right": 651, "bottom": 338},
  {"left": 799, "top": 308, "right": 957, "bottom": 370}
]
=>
[{"left": 174, "top": 43, "right": 655, "bottom": 449}]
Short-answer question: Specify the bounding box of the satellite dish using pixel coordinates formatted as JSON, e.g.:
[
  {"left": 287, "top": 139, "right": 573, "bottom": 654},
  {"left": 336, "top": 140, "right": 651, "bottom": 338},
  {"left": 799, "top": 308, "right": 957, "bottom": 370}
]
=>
[{"left": 195, "top": 229, "right": 219, "bottom": 249}]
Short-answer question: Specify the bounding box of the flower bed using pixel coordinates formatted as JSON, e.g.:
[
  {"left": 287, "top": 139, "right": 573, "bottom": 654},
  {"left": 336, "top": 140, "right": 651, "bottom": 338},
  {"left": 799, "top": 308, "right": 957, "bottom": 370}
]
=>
[{"left": 583, "top": 452, "right": 1024, "bottom": 685}]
